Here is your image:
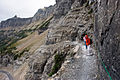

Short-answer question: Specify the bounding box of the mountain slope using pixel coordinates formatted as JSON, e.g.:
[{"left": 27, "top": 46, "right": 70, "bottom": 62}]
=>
[
  {"left": 25, "top": 0, "right": 96, "bottom": 80},
  {"left": 0, "top": 0, "right": 120, "bottom": 80},
  {"left": 25, "top": 0, "right": 120, "bottom": 80},
  {"left": 0, "top": 15, "right": 32, "bottom": 28},
  {"left": 0, "top": 6, "right": 54, "bottom": 29}
]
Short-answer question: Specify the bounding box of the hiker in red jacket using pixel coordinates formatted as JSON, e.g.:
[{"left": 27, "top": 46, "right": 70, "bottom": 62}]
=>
[
  {"left": 85, "top": 35, "right": 90, "bottom": 46},
  {"left": 84, "top": 35, "right": 93, "bottom": 55},
  {"left": 85, "top": 35, "right": 91, "bottom": 50}
]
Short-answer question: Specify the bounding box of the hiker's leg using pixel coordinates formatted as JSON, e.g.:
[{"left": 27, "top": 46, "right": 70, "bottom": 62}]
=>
[
  {"left": 87, "top": 45, "right": 92, "bottom": 55},
  {"left": 84, "top": 41, "right": 87, "bottom": 49},
  {"left": 88, "top": 45, "right": 90, "bottom": 53},
  {"left": 88, "top": 45, "right": 90, "bottom": 50},
  {"left": 86, "top": 45, "right": 87, "bottom": 49}
]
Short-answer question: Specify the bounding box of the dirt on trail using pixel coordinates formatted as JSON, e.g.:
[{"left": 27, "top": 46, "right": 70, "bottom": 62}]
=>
[{"left": 55, "top": 42, "right": 99, "bottom": 80}]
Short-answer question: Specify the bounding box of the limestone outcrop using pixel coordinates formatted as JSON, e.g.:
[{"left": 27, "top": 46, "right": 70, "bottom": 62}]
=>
[{"left": 94, "top": 0, "right": 120, "bottom": 79}]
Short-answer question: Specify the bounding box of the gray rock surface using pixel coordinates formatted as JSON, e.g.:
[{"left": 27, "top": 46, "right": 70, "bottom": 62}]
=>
[
  {"left": 0, "top": 15, "right": 32, "bottom": 28},
  {"left": 25, "top": 41, "right": 76, "bottom": 80},
  {"left": 50, "top": 42, "right": 99, "bottom": 80},
  {"left": 32, "top": 6, "right": 55, "bottom": 22},
  {"left": 25, "top": 0, "right": 97, "bottom": 80},
  {"left": 0, "top": 0, "right": 119, "bottom": 80},
  {"left": 94, "top": 0, "right": 120, "bottom": 79},
  {"left": 46, "top": 5, "right": 94, "bottom": 45},
  {"left": 54, "top": 0, "right": 88, "bottom": 19},
  {"left": 24, "top": 0, "right": 120, "bottom": 79},
  {"left": 25, "top": 45, "right": 51, "bottom": 80},
  {"left": 53, "top": 0, "right": 74, "bottom": 19},
  {"left": 0, "top": 54, "right": 13, "bottom": 67}
]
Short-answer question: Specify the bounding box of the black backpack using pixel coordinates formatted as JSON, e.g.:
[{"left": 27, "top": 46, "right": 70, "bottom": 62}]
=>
[{"left": 90, "top": 39, "right": 93, "bottom": 44}]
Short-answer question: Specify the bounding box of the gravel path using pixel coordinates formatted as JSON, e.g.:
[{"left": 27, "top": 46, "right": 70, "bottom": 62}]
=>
[{"left": 60, "top": 43, "right": 99, "bottom": 80}]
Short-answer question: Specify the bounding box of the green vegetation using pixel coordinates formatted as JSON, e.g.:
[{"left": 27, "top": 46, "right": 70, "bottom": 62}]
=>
[
  {"left": 37, "top": 16, "right": 53, "bottom": 30},
  {"left": 88, "top": 8, "right": 93, "bottom": 14},
  {"left": 70, "top": 52, "right": 75, "bottom": 57},
  {"left": 0, "top": 29, "right": 32, "bottom": 55},
  {"left": 84, "top": 0, "right": 95, "bottom": 7},
  {"left": 40, "top": 20, "right": 50, "bottom": 28},
  {"left": 84, "top": 0, "right": 89, "bottom": 7},
  {"left": 16, "top": 30, "right": 28, "bottom": 39},
  {"left": 48, "top": 53, "right": 66, "bottom": 77},
  {"left": 14, "top": 48, "right": 29, "bottom": 60},
  {"left": 0, "top": 16, "right": 53, "bottom": 61},
  {"left": 84, "top": 0, "right": 94, "bottom": 14},
  {"left": 0, "top": 16, "right": 52, "bottom": 57}
]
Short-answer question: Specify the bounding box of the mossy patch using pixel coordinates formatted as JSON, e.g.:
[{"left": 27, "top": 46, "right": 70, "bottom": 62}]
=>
[
  {"left": 88, "top": 8, "right": 93, "bottom": 14},
  {"left": 14, "top": 48, "right": 29, "bottom": 60},
  {"left": 84, "top": 0, "right": 89, "bottom": 7},
  {"left": 48, "top": 53, "right": 66, "bottom": 77}
]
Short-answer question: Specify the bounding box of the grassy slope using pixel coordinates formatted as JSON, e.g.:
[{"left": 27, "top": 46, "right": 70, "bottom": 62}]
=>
[
  {"left": 10, "top": 16, "right": 53, "bottom": 54},
  {"left": 15, "top": 30, "right": 48, "bottom": 53},
  {"left": 0, "top": 16, "right": 52, "bottom": 80},
  {"left": 0, "top": 30, "right": 48, "bottom": 80}
]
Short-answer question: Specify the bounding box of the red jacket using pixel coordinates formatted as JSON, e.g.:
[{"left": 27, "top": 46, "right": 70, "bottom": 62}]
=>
[{"left": 85, "top": 35, "right": 90, "bottom": 45}]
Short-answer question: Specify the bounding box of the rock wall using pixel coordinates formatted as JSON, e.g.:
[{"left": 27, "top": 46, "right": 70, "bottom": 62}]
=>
[
  {"left": 32, "top": 5, "right": 55, "bottom": 22},
  {"left": 46, "top": 0, "right": 93, "bottom": 45},
  {"left": 53, "top": 0, "right": 74, "bottom": 19},
  {"left": 53, "top": 0, "right": 87, "bottom": 19},
  {"left": 0, "top": 54, "right": 14, "bottom": 67},
  {"left": 94, "top": 0, "right": 120, "bottom": 79}
]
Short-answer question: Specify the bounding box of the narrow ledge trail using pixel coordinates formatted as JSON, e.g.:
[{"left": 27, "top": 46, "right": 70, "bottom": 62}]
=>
[{"left": 60, "top": 42, "right": 99, "bottom": 80}]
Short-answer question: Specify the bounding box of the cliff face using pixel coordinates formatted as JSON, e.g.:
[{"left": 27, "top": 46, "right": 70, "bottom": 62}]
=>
[
  {"left": 32, "top": 5, "right": 54, "bottom": 22},
  {"left": 53, "top": 0, "right": 74, "bottom": 19},
  {"left": 94, "top": 0, "right": 120, "bottom": 79},
  {"left": 53, "top": 0, "right": 87, "bottom": 19}
]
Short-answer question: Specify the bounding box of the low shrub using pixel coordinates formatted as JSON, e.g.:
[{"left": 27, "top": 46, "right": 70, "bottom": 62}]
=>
[
  {"left": 14, "top": 48, "right": 29, "bottom": 60},
  {"left": 48, "top": 53, "right": 66, "bottom": 77},
  {"left": 85, "top": 0, "right": 89, "bottom": 7},
  {"left": 88, "top": 8, "right": 93, "bottom": 14}
]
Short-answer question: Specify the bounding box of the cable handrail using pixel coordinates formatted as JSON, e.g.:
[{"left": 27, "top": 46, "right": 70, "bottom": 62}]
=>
[{"left": 96, "top": 48, "right": 112, "bottom": 80}]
